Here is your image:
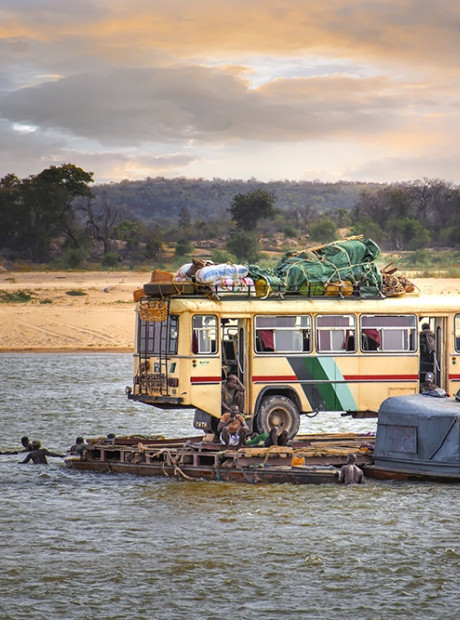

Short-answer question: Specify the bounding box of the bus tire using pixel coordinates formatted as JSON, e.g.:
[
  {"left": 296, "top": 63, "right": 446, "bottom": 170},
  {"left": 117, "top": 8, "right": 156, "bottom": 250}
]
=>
[{"left": 256, "top": 395, "right": 300, "bottom": 439}]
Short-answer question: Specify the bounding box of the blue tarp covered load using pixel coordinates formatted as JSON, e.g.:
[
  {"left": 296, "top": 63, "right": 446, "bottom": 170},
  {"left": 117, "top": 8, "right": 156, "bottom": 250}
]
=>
[{"left": 248, "top": 237, "right": 383, "bottom": 297}]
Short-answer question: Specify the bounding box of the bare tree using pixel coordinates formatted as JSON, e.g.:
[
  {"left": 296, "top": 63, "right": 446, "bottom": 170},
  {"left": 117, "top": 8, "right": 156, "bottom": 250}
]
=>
[{"left": 77, "top": 194, "right": 122, "bottom": 255}]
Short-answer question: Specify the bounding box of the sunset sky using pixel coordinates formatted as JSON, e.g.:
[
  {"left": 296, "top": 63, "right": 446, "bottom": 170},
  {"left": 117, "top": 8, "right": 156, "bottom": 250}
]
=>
[{"left": 1, "top": 0, "right": 460, "bottom": 184}]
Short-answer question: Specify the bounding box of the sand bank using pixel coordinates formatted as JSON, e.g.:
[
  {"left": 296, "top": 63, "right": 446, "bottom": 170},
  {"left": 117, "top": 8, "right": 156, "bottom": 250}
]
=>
[{"left": 0, "top": 271, "right": 459, "bottom": 352}]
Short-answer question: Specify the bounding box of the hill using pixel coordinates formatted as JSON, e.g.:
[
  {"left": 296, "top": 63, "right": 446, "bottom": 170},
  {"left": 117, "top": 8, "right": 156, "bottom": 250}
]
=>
[{"left": 93, "top": 177, "right": 382, "bottom": 222}]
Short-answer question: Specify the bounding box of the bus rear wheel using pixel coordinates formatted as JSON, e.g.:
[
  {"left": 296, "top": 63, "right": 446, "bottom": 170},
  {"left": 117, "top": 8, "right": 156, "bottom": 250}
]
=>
[{"left": 256, "top": 396, "right": 300, "bottom": 439}]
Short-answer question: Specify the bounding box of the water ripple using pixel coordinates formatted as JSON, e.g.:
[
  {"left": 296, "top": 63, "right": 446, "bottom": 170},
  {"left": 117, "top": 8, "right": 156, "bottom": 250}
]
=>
[{"left": 0, "top": 354, "right": 459, "bottom": 620}]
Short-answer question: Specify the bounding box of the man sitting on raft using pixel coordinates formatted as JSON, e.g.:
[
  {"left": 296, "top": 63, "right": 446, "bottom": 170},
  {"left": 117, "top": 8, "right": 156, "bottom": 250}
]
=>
[{"left": 218, "top": 405, "right": 249, "bottom": 449}]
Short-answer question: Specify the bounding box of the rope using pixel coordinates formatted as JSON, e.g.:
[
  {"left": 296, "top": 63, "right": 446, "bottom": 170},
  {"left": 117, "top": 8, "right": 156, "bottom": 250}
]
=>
[
  {"left": 169, "top": 450, "right": 194, "bottom": 480},
  {"left": 237, "top": 464, "right": 256, "bottom": 484},
  {"left": 262, "top": 445, "right": 278, "bottom": 465}
]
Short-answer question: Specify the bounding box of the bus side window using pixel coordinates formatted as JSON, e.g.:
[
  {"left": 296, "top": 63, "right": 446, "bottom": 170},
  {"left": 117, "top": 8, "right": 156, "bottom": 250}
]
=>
[
  {"left": 360, "top": 315, "right": 416, "bottom": 352},
  {"left": 255, "top": 315, "right": 311, "bottom": 353},
  {"left": 455, "top": 315, "right": 460, "bottom": 352},
  {"left": 316, "top": 315, "right": 356, "bottom": 352},
  {"left": 192, "top": 315, "right": 217, "bottom": 354}
]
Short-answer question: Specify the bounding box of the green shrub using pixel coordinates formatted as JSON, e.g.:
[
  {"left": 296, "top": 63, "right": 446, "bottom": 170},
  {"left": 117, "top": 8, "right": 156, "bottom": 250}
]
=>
[
  {"left": 0, "top": 289, "right": 35, "bottom": 303},
  {"left": 65, "top": 289, "right": 87, "bottom": 296},
  {"left": 309, "top": 217, "right": 337, "bottom": 243},
  {"left": 101, "top": 252, "right": 121, "bottom": 268},
  {"left": 211, "top": 249, "right": 237, "bottom": 264},
  {"left": 226, "top": 230, "right": 260, "bottom": 263},
  {"left": 283, "top": 225, "right": 298, "bottom": 238},
  {"left": 175, "top": 239, "right": 194, "bottom": 257}
]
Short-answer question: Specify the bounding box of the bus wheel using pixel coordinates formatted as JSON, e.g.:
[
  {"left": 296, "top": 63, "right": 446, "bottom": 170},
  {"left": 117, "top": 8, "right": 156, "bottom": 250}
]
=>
[{"left": 256, "top": 396, "right": 300, "bottom": 439}]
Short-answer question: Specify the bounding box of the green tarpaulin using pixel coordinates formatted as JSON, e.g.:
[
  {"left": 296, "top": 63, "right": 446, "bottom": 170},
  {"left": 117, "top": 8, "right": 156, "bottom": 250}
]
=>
[{"left": 248, "top": 237, "right": 382, "bottom": 296}]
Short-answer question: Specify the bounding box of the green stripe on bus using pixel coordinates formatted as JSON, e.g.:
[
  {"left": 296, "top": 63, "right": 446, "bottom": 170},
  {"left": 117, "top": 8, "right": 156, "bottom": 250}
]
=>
[{"left": 297, "top": 357, "right": 358, "bottom": 412}]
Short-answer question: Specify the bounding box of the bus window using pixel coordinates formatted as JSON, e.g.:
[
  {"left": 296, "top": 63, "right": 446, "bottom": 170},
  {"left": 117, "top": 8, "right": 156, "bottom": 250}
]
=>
[
  {"left": 360, "top": 315, "right": 416, "bottom": 352},
  {"left": 316, "top": 315, "right": 356, "bottom": 352},
  {"left": 139, "top": 315, "right": 178, "bottom": 355},
  {"left": 192, "top": 315, "right": 217, "bottom": 354},
  {"left": 455, "top": 315, "right": 460, "bottom": 352},
  {"left": 255, "top": 315, "right": 311, "bottom": 353}
]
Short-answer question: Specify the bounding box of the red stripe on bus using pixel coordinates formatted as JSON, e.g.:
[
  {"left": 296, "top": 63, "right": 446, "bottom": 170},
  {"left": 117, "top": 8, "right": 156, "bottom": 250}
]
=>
[
  {"left": 252, "top": 375, "right": 298, "bottom": 382},
  {"left": 190, "top": 376, "right": 221, "bottom": 384},
  {"left": 344, "top": 374, "right": 418, "bottom": 381},
  {"left": 449, "top": 374, "right": 460, "bottom": 380},
  {"left": 253, "top": 374, "right": 418, "bottom": 382}
]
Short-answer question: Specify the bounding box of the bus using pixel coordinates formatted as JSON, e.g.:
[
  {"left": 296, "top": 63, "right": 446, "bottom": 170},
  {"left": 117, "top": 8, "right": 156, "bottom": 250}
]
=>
[{"left": 126, "top": 284, "right": 460, "bottom": 437}]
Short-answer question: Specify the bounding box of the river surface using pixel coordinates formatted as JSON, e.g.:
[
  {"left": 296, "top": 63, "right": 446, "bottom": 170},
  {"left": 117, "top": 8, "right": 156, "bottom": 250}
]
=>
[{"left": 0, "top": 353, "right": 459, "bottom": 619}]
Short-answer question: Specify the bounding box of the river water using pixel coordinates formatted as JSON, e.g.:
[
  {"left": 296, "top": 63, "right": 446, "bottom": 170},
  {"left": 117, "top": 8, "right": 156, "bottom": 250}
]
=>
[{"left": 0, "top": 353, "right": 459, "bottom": 620}]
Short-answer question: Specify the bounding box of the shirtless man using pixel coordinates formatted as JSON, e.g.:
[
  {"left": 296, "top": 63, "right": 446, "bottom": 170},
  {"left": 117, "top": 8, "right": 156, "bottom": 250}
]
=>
[
  {"left": 337, "top": 453, "right": 365, "bottom": 485},
  {"left": 218, "top": 404, "right": 249, "bottom": 449},
  {"left": 19, "top": 440, "right": 64, "bottom": 464},
  {"left": 221, "top": 374, "right": 245, "bottom": 414},
  {"left": 0, "top": 436, "right": 33, "bottom": 455}
]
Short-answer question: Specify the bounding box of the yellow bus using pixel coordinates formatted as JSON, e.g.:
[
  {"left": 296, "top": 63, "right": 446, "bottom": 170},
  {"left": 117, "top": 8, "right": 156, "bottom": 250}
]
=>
[{"left": 126, "top": 286, "right": 460, "bottom": 437}]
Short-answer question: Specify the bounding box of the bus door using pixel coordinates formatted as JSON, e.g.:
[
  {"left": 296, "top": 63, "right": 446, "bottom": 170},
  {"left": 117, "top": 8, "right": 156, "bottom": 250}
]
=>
[
  {"left": 419, "top": 316, "right": 444, "bottom": 387},
  {"left": 190, "top": 314, "right": 222, "bottom": 418},
  {"left": 221, "top": 317, "right": 248, "bottom": 413},
  {"left": 452, "top": 315, "right": 460, "bottom": 397},
  {"left": 434, "top": 317, "right": 446, "bottom": 389}
]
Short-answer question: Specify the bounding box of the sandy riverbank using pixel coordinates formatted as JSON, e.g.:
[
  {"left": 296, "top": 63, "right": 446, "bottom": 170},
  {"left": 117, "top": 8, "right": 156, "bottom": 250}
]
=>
[
  {"left": 0, "top": 271, "right": 459, "bottom": 352},
  {"left": 0, "top": 271, "right": 149, "bottom": 352}
]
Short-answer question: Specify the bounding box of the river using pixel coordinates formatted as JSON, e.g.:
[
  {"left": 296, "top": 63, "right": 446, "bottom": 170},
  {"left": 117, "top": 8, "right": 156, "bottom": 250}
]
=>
[{"left": 0, "top": 353, "right": 459, "bottom": 619}]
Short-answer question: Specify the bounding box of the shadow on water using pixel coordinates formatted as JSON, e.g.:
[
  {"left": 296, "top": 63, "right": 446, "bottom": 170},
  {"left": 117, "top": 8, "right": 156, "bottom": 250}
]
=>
[{"left": 1, "top": 354, "right": 459, "bottom": 619}]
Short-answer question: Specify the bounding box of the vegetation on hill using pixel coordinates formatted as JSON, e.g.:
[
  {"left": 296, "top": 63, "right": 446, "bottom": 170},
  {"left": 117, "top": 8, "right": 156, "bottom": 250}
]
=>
[{"left": 1, "top": 164, "right": 459, "bottom": 273}]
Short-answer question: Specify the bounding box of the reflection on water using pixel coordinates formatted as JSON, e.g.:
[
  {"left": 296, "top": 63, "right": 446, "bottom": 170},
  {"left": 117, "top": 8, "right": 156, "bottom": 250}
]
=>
[{"left": 0, "top": 354, "right": 459, "bottom": 620}]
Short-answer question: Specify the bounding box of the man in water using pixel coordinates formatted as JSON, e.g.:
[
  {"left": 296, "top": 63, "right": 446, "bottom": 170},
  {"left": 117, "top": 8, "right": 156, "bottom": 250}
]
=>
[
  {"left": 218, "top": 404, "right": 249, "bottom": 449},
  {"left": 21, "top": 436, "right": 33, "bottom": 451},
  {"left": 0, "top": 436, "right": 33, "bottom": 455},
  {"left": 337, "top": 453, "right": 365, "bottom": 485},
  {"left": 19, "top": 440, "right": 64, "bottom": 464}
]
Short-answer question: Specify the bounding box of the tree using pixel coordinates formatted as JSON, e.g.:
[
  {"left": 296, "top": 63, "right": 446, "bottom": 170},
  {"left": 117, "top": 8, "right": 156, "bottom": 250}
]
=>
[
  {"left": 334, "top": 208, "right": 351, "bottom": 228},
  {"left": 386, "top": 218, "right": 431, "bottom": 250},
  {"left": 78, "top": 194, "right": 121, "bottom": 255},
  {"left": 229, "top": 189, "right": 276, "bottom": 231},
  {"left": 114, "top": 220, "right": 139, "bottom": 250},
  {"left": 226, "top": 230, "right": 260, "bottom": 263},
  {"left": 175, "top": 239, "right": 193, "bottom": 257},
  {"left": 309, "top": 217, "right": 337, "bottom": 243},
  {"left": 0, "top": 174, "right": 23, "bottom": 254},
  {"left": 11, "top": 164, "right": 93, "bottom": 262},
  {"left": 350, "top": 219, "right": 383, "bottom": 243},
  {"left": 178, "top": 207, "right": 191, "bottom": 229},
  {"left": 144, "top": 238, "right": 162, "bottom": 260}
]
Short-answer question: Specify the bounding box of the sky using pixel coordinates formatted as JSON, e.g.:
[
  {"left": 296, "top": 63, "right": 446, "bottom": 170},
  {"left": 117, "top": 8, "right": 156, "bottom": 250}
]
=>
[{"left": 1, "top": 0, "right": 460, "bottom": 185}]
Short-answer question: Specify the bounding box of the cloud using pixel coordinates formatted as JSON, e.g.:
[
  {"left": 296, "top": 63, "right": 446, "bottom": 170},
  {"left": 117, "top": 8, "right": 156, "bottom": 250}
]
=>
[
  {"left": 1, "top": 0, "right": 460, "bottom": 182},
  {"left": 0, "top": 67, "right": 438, "bottom": 144}
]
